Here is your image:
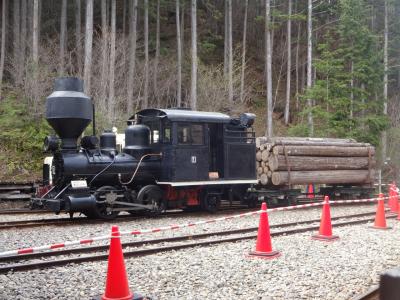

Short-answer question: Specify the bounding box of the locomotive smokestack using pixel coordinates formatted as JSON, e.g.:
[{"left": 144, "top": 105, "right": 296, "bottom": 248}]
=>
[{"left": 46, "top": 77, "right": 93, "bottom": 150}]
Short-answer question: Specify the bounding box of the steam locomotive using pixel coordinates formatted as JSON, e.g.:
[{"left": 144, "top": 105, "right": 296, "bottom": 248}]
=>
[{"left": 31, "top": 77, "right": 259, "bottom": 219}]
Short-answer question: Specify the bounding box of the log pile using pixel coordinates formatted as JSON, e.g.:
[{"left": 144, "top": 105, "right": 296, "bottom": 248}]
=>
[{"left": 255, "top": 137, "right": 375, "bottom": 186}]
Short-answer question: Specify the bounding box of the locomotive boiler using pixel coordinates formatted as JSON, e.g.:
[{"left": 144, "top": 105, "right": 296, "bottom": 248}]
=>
[{"left": 32, "top": 77, "right": 258, "bottom": 219}]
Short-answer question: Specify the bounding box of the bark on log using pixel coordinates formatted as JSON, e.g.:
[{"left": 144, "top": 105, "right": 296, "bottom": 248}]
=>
[
  {"left": 272, "top": 145, "right": 375, "bottom": 157},
  {"left": 271, "top": 170, "right": 374, "bottom": 185},
  {"left": 269, "top": 155, "right": 375, "bottom": 171},
  {"left": 266, "top": 137, "right": 356, "bottom": 143},
  {"left": 259, "top": 173, "right": 269, "bottom": 185},
  {"left": 270, "top": 140, "right": 369, "bottom": 147}
]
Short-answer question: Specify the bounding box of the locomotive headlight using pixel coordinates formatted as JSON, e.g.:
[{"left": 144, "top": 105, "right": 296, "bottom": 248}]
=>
[{"left": 43, "top": 135, "right": 60, "bottom": 152}]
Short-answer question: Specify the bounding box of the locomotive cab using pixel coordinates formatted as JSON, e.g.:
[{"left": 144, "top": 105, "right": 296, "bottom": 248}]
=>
[{"left": 131, "top": 108, "right": 257, "bottom": 184}]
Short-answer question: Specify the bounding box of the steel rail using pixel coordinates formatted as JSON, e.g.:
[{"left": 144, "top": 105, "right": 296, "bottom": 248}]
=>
[
  {"left": 0, "top": 212, "right": 390, "bottom": 273},
  {"left": 351, "top": 286, "right": 379, "bottom": 300}
]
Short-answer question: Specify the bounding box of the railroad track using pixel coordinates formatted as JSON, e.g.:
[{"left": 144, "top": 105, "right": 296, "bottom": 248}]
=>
[
  {"left": 0, "top": 206, "right": 258, "bottom": 230},
  {"left": 0, "top": 211, "right": 392, "bottom": 273},
  {"left": 0, "top": 182, "right": 36, "bottom": 201}
]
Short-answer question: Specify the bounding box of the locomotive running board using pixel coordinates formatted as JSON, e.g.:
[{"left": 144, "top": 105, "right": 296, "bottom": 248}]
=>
[{"left": 156, "top": 179, "right": 258, "bottom": 187}]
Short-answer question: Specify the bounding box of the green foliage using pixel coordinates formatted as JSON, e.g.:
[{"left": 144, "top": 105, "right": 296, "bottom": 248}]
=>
[
  {"left": 292, "top": 0, "right": 386, "bottom": 146},
  {"left": 0, "top": 93, "right": 50, "bottom": 180}
]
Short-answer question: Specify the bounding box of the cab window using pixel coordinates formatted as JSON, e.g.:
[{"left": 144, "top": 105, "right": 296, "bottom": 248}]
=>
[{"left": 177, "top": 123, "right": 204, "bottom": 145}]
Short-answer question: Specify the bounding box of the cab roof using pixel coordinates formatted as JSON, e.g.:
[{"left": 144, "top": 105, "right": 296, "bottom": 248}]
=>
[{"left": 133, "top": 108, "right": 232, "bottom": 123}]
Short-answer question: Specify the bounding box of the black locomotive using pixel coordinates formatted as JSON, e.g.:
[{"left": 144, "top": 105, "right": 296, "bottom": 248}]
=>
[{"left": 32, "top": 77, "right": 258, "bottom": 219}]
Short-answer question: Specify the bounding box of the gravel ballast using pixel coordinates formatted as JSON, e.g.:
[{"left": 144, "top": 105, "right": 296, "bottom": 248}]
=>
[{"left": 0, "top": 204, "right": 398, "bottom": 299}]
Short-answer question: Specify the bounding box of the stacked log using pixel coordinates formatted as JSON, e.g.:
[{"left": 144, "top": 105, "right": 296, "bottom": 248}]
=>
[{"left": 256, "top": 137, "right": 375, "bottom": 186}]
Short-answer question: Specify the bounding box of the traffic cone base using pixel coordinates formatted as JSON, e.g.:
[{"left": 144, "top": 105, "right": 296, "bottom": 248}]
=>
[
  {"left": 369, "top": 225, "right": 392, "bottom": 230},
  {"left": 247, "top": 250, "right": 281, "bottom": 260},
  {"left": 98, "top": 293, "right": 143, "bottom": 300},
  {"left": 312, "top": 234, "right": 339, "bottom": 242}
]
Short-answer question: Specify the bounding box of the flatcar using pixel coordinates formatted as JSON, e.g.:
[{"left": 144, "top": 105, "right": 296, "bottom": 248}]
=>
[{"left": 32, "top": 77, "right": 259, "bottom": 219}]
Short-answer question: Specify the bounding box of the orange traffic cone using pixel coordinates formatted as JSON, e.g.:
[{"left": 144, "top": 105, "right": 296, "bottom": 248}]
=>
[
  {"left": 392, "top": 184, "right": 399, "bottom": 214},
  {"left": 388, "top": 184, "right": 397, "bottom": 214},
  {"left": 371, "top": 193, "right": 391, "bottom": 230},
  {"left": 248, "top": 202, "right": 280, "bottom": 259},
  {"left": 99, "top": 226, "right": 143, "bottom": 300},
  {"left": 312, "top": 196, "right": 339, "bottom": 241},
  {"left": 307, "top": 184, "right": 315, "bottom": 199}
]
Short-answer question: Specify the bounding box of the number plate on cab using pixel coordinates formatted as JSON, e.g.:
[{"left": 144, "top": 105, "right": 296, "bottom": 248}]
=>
[{"left": 71, "top": 180, "right": 88, "bottom": 188}]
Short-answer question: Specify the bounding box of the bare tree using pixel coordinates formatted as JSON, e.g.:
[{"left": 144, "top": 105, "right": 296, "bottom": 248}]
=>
[
  {"left": 224, "top": 0, "right": 228, "bottom": 75},
  {"left": 127, "top": 0, "right": 138, "bottom": 116},
  {"left": 382, "top": 0, "right": 389, "bottom": 162},
  {"left": 176, "top": 0, "right": 182, "bottom": 107},
  {"left": 306, "top": 0, "right": 313, "bottom": 136},
  {"left": 20, "top": 0, "right": 27, "bottom": 70},
  {"left": 83, "top": 0, "right": 93, "bottom": 94},
  {"left": 181, "top": 2, "right": 184, "bottom": 57},
  {"left": 284, "top": 0, "right": 292, "bottom": 125},
  {"left": 143, "top": 0, "right": 149, "bottom": 108},
  {"left": 265, "top": 0, "right": 273, "bottom": 137},
  {"left": 75, "top": 0, "right": 82, "bottom": 74},
  {"left": 100, "top": 0, "right": 108, "bottom": 108},
  {"left": 32, "top": 0, "right": 39, "bottom": 65},
  {"left": 13, "top": 0, "right": 20, "bottom": 84},
  {"left": 190, "top": 0, "right": 197, "bottom": 109},
  {"left": 0, "top": 0, "right": 7, "bottom": 99},
  {"left": 108, "top": 0, "right": 116, "bottom": 123},
  {"left": 59, "top": 0, "right": 67, "bottom": 75},
  {"left": 240, "top": 0, "right": 248, "bottom": 103},
  {"left": 227, "top": 0, "right": 233, "bottom": 103},
  {"left": 154, "top": 0, "right": 160, "bottom": 107}
]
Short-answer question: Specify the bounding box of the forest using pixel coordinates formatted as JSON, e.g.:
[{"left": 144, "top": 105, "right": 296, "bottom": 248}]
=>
[{"left": 0, "top": 0, "right": 399, "bottom": 181}]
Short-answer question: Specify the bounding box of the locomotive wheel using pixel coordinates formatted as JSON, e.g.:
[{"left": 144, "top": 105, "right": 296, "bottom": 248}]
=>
[
  {"left": 85, "top": 186, "right": 120, "bottom": 220},
  {"left": 137, "top": 185, "right": 166, "bottom": 216},
  {"left": 201, "top": 193, "right": 221, "bottom": 213}
]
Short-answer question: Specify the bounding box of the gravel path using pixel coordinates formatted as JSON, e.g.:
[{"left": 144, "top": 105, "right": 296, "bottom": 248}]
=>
[
  {"left": 1, "top": 217, "right": 399, "bottom": 299},
  {"left": 0, "top": 204, "right": 376, "bottom": 252}
]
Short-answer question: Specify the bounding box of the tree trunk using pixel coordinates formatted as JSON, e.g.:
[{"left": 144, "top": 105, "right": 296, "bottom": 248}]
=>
[
  {"left": 190, "top": 0, "right": 197, "bottom": 109},
  {"left": 227, "top": 0, "right": 233, "bottom": 103},
  {"left": 154, "top": 0, "right": 160, "bottom": 107},
  {"left": 240, "top": 0, "right": 248, "bottom": 103},
  {"left": 100, "top": 0, "right": 108, "bottom": 110},
  {"left": 265, "top": 0, "right": 273, "bottom": 137},
  {"left": 382, "top": 0, "right": 389, "bottom": 164},
  {"left": 306, "top": 0, "right": 313, "bottom": 136},
  {"left": 143, "top": 0, "right": 149, "bottom": 108},
  {"left": 127, "top": 0, "right": 138, "bottom": 116},
  {"left": 295, "top": 2, "right": 300, "bottom": 111},
  {"left": 0, "top": 0, "right": 7, "bottom": 99},
  {"left": 75, "top": 0, "right": 82, "bottom": 75},
  {"left": 223, "top": 0, "right": 228, "bottom": 75},
  {"left": 108, "top": 0, "right": 116, "bottom": 124},
  {"left": 350, "top": 60, "right": 354, "bottom": 120},
  {"left": 59, "top": 0, "right": 67, "bottom": 75},
  {"left": 181, "top": 2, "right": 184, "bottom": 58},
  {"left": 13, "top": 0, "right": 20, "bottom": 85},
  {"left": 272, "top": 145, "right": 375, "bottom": 157},
  {"left": 32, "top": 0, "right": 39, "bottom": 65},
  {"left": 20, "top": 0, "right": 27, "bottom": 72},
  {"left": 176, "top": 0, "right": 182, "bottom": 107},
  {"left": 284, "top": 0, "right": 292, "bottom": 125},
  {"left": 271, "top": 170, "right": 374, "bottom": 186},
  {"left": 268, "top": 155, "right": 374, "bottom": 172},
  {"left": 83, "top": 0, "right": 93, "bottom": 94}
]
